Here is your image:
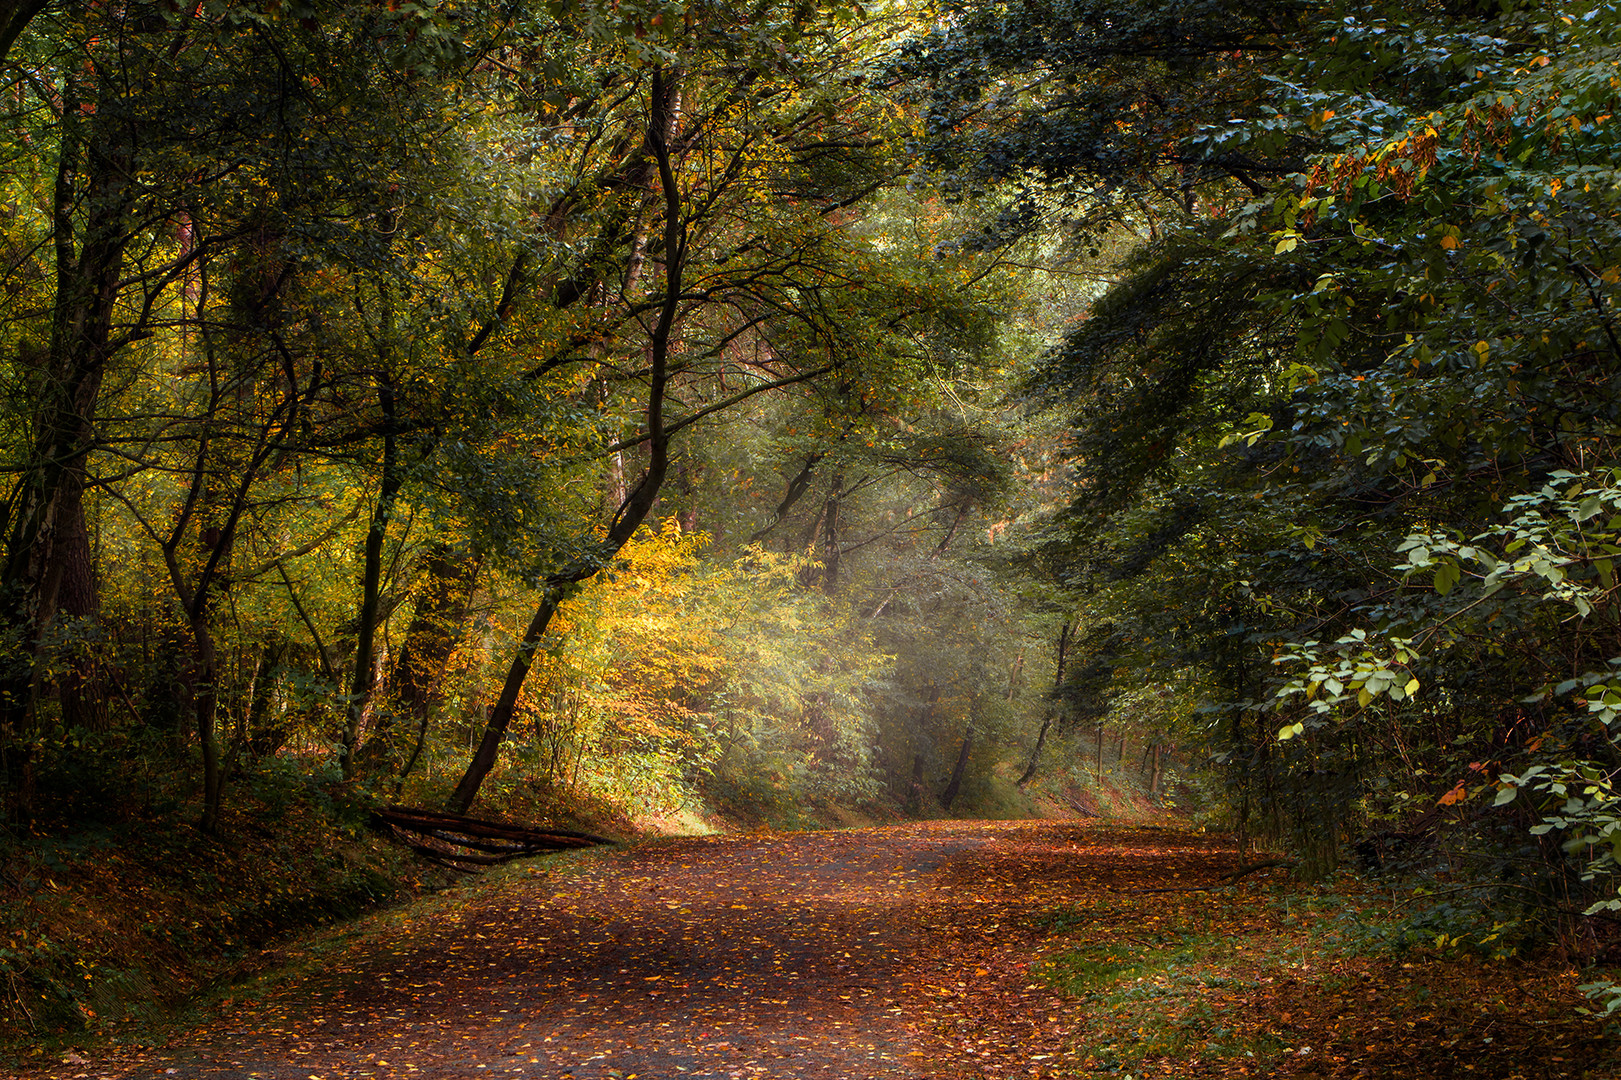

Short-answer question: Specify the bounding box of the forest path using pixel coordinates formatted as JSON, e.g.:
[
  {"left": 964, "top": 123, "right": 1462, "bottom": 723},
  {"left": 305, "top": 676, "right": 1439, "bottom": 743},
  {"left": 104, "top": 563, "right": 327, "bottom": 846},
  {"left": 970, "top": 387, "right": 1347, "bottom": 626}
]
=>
[{"left": 68, "top": 820, "right": 1234, "bottom": 1080}]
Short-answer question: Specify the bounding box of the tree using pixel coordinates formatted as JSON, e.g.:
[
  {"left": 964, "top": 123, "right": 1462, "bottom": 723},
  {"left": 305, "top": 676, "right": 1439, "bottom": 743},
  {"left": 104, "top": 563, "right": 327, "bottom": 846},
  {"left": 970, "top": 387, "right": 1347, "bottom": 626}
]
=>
[
  {"left": 909, "top": 0, "right": 1621, "bottom": 899},
  {"left": 0, "top": 0, "right": 540, "bottom": 825},
  {"left": 440, "top": 1, "right": 1020, "bottom": 811}
]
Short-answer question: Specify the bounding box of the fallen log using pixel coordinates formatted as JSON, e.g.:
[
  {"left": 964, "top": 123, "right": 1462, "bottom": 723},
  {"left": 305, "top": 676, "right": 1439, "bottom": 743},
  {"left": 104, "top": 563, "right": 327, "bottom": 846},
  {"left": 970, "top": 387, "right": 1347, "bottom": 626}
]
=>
[
  {"left": 401, "top": 841, "right": 484, "bottom": 874},
  {"left": 1219, "top": 857, "right": 1298, "bottom": 881},
  {"left": 372, "top": 805, "right": 613, "bottom": 870},
  {"left": 1060, "top": 793, "right": 1099, "bottom": 817}
]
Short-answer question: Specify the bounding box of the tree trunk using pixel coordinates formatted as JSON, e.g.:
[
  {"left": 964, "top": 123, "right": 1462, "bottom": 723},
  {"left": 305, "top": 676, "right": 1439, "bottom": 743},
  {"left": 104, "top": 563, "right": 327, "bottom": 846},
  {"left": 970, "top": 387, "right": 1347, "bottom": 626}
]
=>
[
  {"left": 931, "top": 501, "right": 970, "bottom": 557},
  {"left": 907, "top": 751, "right": 926, "bottom": 815},
  {"left": 246, "top": 640, "right": 288, "bottom": 758},
  {"left": 1018, "top": 621, "right": 1072, "bottom": 787},
  {"left": 1017, "top": 715, "right": 1054, "bottom": 789},
  {"left": 748, "top": 453, "right": 823, "bottom": 544},
  {"left": 381, "top": 545, "right": 481, "bottom": 787},
  {"left": 600, "top": 375, "right": 629, "bottom": 520},
  {"left": 342, "top": 376, "right": 402, "bottom": 779},
  {"left": 162, "top": 274, "right": 299, "bottom": 833},
  {"left": 447, "top": 585, "right": 567, "bottom": 812},
  {"left": 188, "top": 610, "right": 224, "bottom": 834},
  {"left": 674, "top": 457, "right": 698, "bottom": 533},
  {"left": 940, "top": 721, "right": 973, "bottom": 810},
  {"left": 447, "top": 66, "right": 685, "bottom": 813},
  {"left": 55, "top": 504, "right": 106, "bottom": 732},
  {"left": 819, "top": 474, "right": 843, "bottom": 595},
  {"left": 391, "top": 545, "right": 482, "bottom": 714},
  {"left": 905, "top": 682, "right": 941, "bottom": 814},
  {"left": 0, "top": 0, "right": 47, "bottom": 67},
  {"left": 1, "top": 74, "right": 132, "bottom": 818}
]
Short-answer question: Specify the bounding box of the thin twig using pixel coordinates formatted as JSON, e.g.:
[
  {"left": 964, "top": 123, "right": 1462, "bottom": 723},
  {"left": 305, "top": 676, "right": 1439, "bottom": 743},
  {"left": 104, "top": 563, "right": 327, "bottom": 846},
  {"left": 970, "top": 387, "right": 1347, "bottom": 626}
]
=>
[{"left": 7, "top": 968, "right": 35, "bottom": 1034}]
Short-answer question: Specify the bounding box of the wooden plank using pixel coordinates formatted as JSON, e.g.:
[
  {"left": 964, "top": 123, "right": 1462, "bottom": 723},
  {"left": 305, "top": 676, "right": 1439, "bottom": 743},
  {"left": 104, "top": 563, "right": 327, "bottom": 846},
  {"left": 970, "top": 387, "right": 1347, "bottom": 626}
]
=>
[{"left": 374, "top": 805, "right": 612, "bottom": 871}]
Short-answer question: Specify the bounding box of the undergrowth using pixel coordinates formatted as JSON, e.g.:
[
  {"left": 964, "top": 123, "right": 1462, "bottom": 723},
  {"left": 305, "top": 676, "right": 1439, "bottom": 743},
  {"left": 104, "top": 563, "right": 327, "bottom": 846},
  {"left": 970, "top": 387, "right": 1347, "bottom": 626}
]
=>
[{"left": 0, "top": 768, "right": 439, "bottom": 1056}]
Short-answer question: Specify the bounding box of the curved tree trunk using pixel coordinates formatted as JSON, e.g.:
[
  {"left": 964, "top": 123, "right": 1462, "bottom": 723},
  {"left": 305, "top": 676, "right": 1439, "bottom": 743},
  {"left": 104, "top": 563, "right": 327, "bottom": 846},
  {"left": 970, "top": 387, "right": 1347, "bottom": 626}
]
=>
[
  {"left": 447, "top": 65, "right": 685, "bottom": 814},
  {"left": 0, "top": 0, "right": 46, "bottom": 68}
]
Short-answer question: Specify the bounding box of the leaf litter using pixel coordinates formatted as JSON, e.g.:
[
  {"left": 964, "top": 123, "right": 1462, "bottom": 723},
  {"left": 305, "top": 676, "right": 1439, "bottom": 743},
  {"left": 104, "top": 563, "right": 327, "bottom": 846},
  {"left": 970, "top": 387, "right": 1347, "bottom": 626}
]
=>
[{"left": 17, "top": 821, "right": 1620, "bottom": 1079}]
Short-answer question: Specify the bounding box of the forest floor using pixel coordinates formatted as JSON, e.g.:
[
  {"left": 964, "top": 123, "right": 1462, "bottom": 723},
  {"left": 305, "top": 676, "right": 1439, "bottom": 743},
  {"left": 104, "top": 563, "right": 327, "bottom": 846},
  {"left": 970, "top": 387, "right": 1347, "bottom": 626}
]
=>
[{"left": 8, "top": 820, "right": 1620, "bottom": 1079}]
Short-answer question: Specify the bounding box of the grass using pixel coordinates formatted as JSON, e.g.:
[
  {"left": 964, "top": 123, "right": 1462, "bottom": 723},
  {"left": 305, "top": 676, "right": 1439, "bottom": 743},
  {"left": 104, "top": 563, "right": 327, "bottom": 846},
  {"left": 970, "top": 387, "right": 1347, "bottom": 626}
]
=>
[
  {"left": 1030, "top": 875, "right": 1621, "bottom": 1079},
  {"left": 1039, "top": 929, "right": 1294, "bottom": 1076}
]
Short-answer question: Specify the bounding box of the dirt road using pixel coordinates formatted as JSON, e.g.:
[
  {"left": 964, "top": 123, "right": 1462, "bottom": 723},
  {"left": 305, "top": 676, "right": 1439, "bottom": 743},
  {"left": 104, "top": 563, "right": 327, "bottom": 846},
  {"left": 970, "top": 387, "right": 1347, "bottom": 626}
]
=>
[{"left": 56, "top": 821, "right": 1231, "bottom": 1079}]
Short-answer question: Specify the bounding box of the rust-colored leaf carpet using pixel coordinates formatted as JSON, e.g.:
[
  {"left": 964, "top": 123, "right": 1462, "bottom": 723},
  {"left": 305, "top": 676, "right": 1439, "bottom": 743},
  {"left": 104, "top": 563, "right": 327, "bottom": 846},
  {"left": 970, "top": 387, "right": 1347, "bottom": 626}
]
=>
[{"left": 28, "top": 822, "right": 1619, "bottom": 1079}]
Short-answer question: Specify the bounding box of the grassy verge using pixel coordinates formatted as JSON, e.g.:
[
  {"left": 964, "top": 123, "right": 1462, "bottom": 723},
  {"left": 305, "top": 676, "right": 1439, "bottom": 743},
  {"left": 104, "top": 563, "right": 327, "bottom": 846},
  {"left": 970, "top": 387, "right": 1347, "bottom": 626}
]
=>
[{"left": 1036, "top": 877, "right": 1621, "bottom": 1079}]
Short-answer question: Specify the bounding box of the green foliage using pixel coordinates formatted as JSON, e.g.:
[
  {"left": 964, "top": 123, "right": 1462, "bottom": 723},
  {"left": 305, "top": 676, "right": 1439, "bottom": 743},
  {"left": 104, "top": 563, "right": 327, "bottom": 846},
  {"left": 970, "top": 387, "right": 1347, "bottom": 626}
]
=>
[
  {"left": 905, "top": 0, "right": 1621, "bottom": 936},
  {"left": 0, "top": 0, "right": 1047, "bottom": 835}
]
